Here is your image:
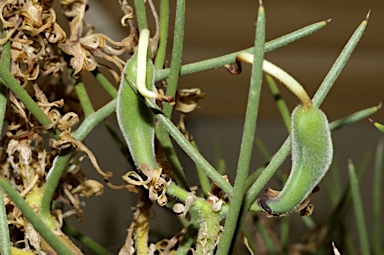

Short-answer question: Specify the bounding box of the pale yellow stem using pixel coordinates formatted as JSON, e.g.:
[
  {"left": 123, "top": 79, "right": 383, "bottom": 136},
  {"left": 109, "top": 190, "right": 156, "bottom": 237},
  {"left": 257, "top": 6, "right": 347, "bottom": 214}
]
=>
[
  {"left": 237, "top": 52, "right": 312, "bottom": 107},
  {"left": 137, "top": 29, "right": 160, "bottom": 99}
]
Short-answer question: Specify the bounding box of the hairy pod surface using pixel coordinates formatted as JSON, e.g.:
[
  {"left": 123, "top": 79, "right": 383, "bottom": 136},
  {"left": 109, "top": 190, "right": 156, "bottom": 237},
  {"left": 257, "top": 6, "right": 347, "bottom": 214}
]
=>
[
  {"left": 116, "top": 53, "right": 157, "bottom": 170},
  {"left": 259, "top": 105, "right": 333, "bottom": 216}
]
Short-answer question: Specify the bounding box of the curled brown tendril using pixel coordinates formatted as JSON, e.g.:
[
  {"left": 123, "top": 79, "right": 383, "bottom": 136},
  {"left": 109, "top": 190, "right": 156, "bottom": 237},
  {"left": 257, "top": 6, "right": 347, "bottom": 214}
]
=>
[{"left": 122, "top": 163, "right": 171, "bottom": 206}]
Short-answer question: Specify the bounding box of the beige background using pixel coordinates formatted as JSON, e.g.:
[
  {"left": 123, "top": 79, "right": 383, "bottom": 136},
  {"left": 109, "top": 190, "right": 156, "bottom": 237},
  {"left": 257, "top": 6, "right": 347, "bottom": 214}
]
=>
[{"left": 64, "top": 1, "right": 384, "bottom": 253}]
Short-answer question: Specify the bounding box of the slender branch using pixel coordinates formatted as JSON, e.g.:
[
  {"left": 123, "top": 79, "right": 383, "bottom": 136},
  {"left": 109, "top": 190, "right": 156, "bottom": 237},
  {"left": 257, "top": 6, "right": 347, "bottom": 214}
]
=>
[
  {"left": 162, "top": 0, "right": 186, "bottom": 117},
  {"left": 40, "top": 99, "right": 117, "bottom": 220},
  {"left": 373, "top": 138, "right": 383, "bottom": 255},
  {"left": 154, "top": 0, "right": 189, "bottom": 189},
  {"left": 0, "top": 187, "right": 11, "bottom": 255},
  {"left": 154, "top": 0, "right": 170, "bottom": 70},
  {"left": 217, "top": 2, "right": 265, "bottom": 254},
  {"left": 0, "top": 178, "right": 75, "bottom": 255},
  {"left": 0, "top": 51, "right": 51, "bottom": 127},
  {"left": 62, "top": 224, "right": 113, "bottom": 255},
  {"left": 74, "top": 76, "right": 95, "bottom": 117},
  {"left": 266, "top": 74, "right": 291, "bottom": 132},
  {"left": 92, "top": 69, "right": 118, "bottom": 98},
  {"left": 312, "top": 12, "right": 369, "bottom": 107},
  {"left": 155, "top": 19, "right": 330, "bottom": 81},
  {"left": 348, "top": 160, "right": 370, "bottom": 255}
]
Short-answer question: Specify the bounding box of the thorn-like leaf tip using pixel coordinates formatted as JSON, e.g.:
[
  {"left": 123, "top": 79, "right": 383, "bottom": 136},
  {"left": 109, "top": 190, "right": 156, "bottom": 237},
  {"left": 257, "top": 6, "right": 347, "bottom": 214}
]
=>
[
  {"left": 377, "top": 102, "right": 382, "bottom": 110},
  {"left": 325, "top": 18, "right": 332, "bottom": 24},
  {"left": 365, "top": 10, "right": 371, "bottom": 22}
]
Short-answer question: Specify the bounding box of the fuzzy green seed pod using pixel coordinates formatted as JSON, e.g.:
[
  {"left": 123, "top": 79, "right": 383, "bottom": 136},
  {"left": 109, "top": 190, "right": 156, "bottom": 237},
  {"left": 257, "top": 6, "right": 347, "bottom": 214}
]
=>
[
  {"left": 258, "top": 105, "right": 333, "bottom": 216},
  {"left": 116, "top": 52, "right": 157, "bottom": 170}
]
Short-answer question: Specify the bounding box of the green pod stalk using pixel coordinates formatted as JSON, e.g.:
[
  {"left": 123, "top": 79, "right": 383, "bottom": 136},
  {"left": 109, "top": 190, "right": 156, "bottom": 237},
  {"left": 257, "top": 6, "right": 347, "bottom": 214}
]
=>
[
  {"left": 116, "top": 53, "right": 157, "bottom": 170},
  {"left": 259, "top": 105, "right": 333, "bottom": 216}
]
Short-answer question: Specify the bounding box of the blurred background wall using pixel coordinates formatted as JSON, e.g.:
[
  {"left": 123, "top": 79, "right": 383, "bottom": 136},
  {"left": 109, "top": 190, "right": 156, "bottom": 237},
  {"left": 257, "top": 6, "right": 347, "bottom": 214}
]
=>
[{"left": 62, "top": 0, "right": 384, "bottom": 253}]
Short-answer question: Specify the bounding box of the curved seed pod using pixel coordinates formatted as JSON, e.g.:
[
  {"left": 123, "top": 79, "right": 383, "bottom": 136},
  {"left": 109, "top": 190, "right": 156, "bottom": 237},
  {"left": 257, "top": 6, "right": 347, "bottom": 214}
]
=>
[
  {"left": 116, "top": 52, "right": 157, "bottom": 170},
  {"left": 258, "top": 105, "right": 333, "bottom": 216}
]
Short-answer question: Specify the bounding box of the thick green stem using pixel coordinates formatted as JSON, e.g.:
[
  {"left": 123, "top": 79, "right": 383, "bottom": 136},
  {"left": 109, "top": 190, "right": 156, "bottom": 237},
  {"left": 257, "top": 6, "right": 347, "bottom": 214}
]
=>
[{"left": 216, "top": 2, "right": 265, "bottom": 254}]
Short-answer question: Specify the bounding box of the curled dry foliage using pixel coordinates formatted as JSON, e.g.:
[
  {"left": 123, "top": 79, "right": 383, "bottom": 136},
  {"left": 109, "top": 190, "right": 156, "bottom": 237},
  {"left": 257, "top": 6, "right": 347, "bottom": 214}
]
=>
[
  {"left": 0, "top": 0, "right": 136, "bottom": 85},
  {"left": 0, "top": 0, "right": 139, "bottom": 252},
  {"left": 0, "top": 84, "right": 101, "bottom": 252}
]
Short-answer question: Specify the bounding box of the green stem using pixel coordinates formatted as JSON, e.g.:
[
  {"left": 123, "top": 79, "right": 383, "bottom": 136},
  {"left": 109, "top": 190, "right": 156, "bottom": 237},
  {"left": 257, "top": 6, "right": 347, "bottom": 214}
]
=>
[
  {"left": 348, "top": 160, "right": 370, "bottom": 255},
  {"left": 0, "top": 178, "right": 75, "bottom": 255},
  {"left": 162, "top": 0, "right": 185, "bottom": 117},
  {"left": 154, "top": 0, "right": 189, "bottom": 189},
  {"left": 312, "top": 13, "right": 369, "bottom": 107},
  {"left": 74, "top": 76, "right": 94, "bottom": 117},
  {"left": 153, "top": 104, "right": 233, "bottom": 196},
  {"left": 134, "top": 0, "right": 149, "bottom": 31},
  {"left": 280, "top": 216, "right": 290, "bottom": 255},
  {"left": 254, "top": 137, "right": 272, "bottom": 161},
  {"left": 154, "top": 0, "right": 169, "bottom": 70},
  {"left": 191, "top": 140, "right": 211, "bottom": 197},
  {"left": 40, "top": 149, "right": 72, "bottom": 228},
  {"left": 217, "top": 2, "right": 265, "bottom": 254},
  {"left": 254, "top": 216, "right": 277, "bottom": 255},
  {"left": 73, "top": 99, "right": 117, "bottom": 141},
  {"left": 62, "top": 223, "right": 112, "bottom": 255},
  {"left": 176, "top": 225, "right": 198, "bottom": 255},
  {"left": 139, "top": 92, "right": 233, "bottom": 195},
  {"left": 325, "top": 153, "right": 371, "bottom": 237},
  {"left": 0, "top": 28, "right": 10, "bottom": 140},
  {"left": 0, "top": 188, "right": 11, "bottom": 255},
  {"left": 155, "top": 19, "right": 329, "bottom": 81},
  {"left": 0, "top": 47, "right": 51, "bottom": 128},
  {"left": 92, "top": 69, "right": 118, "bottom": 98},
  {"left": 266, "top": 74, "right": 291, "bottom": 132},
  {"left": 40, "top": 99, "right": 117, "bottom": 221},
  {"left": 156, "top": 127, "right": 189, "bottom": 189},
  {"left": 195, "top": 204, "right": 221, "bottom": 255},
  {"left": 373, "top": 138, "right": 383, "bottom": 255},
  {"left": 329, "top": 104, "right": 380, "bottom": 131}
]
